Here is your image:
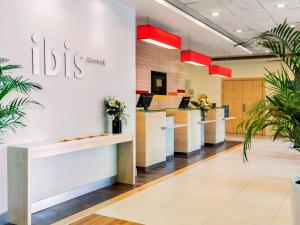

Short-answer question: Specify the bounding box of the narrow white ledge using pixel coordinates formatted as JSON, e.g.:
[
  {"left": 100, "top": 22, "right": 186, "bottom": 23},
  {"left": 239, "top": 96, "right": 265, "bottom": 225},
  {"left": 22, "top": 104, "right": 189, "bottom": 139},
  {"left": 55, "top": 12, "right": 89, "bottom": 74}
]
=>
[{"left": 223, "top": 117, "right": 237, "bottom": 121}]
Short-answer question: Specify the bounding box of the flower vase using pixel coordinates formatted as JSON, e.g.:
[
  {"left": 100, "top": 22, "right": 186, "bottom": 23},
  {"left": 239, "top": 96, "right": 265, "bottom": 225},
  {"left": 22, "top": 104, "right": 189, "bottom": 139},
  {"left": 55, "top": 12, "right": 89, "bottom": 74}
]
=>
[
  {"left": 112, "top": 119, "right": 122, "bottom": 134},
  {"left": 201, "top": 111, "right": 207, "bottom": 121}
]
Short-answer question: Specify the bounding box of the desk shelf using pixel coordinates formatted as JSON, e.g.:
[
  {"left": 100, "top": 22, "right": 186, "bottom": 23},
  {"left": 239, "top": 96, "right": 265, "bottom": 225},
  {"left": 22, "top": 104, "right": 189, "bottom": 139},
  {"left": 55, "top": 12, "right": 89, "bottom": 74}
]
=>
[
  {"left": 7, "top": 133, "right": 135, "bottom": 225},
  {"left": 162, "top": 123, "right": 187, "bottom": 129}
]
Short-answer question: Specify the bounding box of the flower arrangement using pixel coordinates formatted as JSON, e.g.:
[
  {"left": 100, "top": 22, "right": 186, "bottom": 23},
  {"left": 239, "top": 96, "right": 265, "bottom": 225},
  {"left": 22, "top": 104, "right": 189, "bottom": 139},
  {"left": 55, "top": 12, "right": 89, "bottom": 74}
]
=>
[
  {"left": 104, "top": 96, "right": 128, "bottom": 124},
  {"left": 191, "top": 95, "right": 214, "bottom": 120}
]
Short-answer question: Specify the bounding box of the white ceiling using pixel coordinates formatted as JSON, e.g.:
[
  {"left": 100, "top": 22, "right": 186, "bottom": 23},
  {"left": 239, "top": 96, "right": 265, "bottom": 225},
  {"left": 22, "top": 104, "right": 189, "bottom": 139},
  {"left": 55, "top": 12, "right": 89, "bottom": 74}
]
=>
[
  {"left": 117, "top": 0, "right": 300, "bottom": 57},
  {"left": 176, "top": 0, "right": 300, "bottom": 43}
]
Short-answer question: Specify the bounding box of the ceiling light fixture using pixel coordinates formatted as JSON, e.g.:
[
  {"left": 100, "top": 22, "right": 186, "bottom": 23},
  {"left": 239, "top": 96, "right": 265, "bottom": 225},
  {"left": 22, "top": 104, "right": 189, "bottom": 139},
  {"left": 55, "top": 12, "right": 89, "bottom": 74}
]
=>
[
  {"left": 276, "top": 3, "right": 286, "bottom": 8},
  {"left": 181, "top": 50, "right": 212, "bottom": 67},
  {"left": 290, "top": 24, "right": 296, "bottom": 28},
  {"left": 236, "top": 29, "right": 243, "bottom": 33},
  {"left": 209, "top": 65, "right": 232, "bottom": 78},
  {"left": 211, "top": 12, "right": 220, "bottom": 16},
  {"left": 154, "top": 0, "right": 252, "bottom": 54},
  {"left": 265, "top": 50, "right": 270, "bottom": 53},
  {"left": 137, "top": 24, "right": 181, "bottom": 49}
]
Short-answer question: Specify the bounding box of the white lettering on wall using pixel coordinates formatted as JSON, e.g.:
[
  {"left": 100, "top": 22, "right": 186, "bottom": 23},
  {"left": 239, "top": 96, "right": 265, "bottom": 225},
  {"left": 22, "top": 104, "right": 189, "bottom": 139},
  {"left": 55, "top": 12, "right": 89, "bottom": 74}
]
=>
[
  {"left": 64, "top": 41, "right": 72, "bottom": 78},
  {"left": 31, "top": 33, "right": 106, "bottom": 79},
  {"left": 74, "top": 53, "right": 84, "bottom": 79},
  {"left": 31, "top": 33, "right": 40, "bottom": 75},
  {"left": 44, "top": 38, "right": 62, "bottom": 76}
]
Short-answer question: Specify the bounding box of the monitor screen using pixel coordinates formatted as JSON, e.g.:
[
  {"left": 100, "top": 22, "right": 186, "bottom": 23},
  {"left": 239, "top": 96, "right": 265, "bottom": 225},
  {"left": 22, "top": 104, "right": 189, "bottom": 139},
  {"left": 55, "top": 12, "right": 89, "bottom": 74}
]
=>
[
  {"left": 179, "top": 97, "right": 191, "bottom": 109},
  {"left": 136, "top": 93, "right": 153, "bottom": 110}
]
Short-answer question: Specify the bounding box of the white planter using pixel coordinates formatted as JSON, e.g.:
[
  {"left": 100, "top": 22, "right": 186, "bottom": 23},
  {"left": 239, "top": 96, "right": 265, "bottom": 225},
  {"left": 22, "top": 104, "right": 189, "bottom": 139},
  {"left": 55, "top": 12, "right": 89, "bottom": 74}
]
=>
[{"left": 292, "top": 177, "right": 300, "bottom": 225}]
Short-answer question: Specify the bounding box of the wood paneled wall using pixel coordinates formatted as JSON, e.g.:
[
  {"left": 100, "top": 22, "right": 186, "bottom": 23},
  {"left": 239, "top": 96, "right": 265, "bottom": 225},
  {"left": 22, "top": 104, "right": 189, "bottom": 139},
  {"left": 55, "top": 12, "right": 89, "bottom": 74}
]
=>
[{"left": 136, "top": 41, "right": 185, "bottom": 109}]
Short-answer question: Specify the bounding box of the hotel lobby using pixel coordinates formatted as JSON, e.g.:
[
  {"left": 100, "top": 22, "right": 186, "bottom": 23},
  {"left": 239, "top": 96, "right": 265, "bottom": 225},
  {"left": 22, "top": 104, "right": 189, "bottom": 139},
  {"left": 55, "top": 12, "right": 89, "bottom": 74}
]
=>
[{"left": 1, "top": 0, "right": 300, "bottom": 225}]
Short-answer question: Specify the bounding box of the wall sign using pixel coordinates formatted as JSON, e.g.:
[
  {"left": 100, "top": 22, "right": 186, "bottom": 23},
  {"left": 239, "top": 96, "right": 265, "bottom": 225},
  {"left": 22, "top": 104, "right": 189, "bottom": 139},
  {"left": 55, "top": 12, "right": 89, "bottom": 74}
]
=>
[{"left": 31, "top": 33, "right": 106, "bottom": 79}]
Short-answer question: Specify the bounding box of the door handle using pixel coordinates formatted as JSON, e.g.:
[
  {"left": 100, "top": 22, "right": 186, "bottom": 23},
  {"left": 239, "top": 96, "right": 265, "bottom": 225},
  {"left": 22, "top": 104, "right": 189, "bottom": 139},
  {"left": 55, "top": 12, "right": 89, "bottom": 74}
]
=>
[{"left": 242, "top": 104, "right": 246, "bottom": 112}]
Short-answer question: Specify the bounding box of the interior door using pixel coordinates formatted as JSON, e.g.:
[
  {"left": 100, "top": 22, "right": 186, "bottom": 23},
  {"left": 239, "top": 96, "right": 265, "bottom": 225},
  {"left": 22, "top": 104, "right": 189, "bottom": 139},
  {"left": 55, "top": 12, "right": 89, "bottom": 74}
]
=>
[
  {"left": 242, "top": 80, "right": 264, "bottom": 135},
  {"left": 222, "top": 79, "right": 264, "bottom": 135},
  {"left": 222, "top": 80, "right": 243, "bottom": 134}
]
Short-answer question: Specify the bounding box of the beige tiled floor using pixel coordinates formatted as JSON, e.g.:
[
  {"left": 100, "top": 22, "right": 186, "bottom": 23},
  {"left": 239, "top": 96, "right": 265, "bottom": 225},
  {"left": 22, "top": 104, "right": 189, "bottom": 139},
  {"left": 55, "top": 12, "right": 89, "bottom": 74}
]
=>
[{"left": 96, "top": 137, "right": 300, "bottom": 225}]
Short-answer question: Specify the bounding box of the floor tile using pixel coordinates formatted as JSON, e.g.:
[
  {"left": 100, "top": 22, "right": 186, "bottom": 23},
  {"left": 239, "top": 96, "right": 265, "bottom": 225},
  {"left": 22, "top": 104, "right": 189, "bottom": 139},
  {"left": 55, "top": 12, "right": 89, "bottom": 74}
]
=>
[
  {"left": 271, "top": 194, "right": 293, "bottom": 225},
  {"left": 95, "top": 201, "right": 161, "bottom": 223},
  {"left": 204, "top": 217, "right": 255, "bottom": 225},
  {"left": 167, "top": 190, "right": 230, "bottom": 215},
  {"left": 215, "top": 202, "right": 277, "bottom": 225},
  {"left": 141, "top": 208, "right": 210, "bottom": 225}
]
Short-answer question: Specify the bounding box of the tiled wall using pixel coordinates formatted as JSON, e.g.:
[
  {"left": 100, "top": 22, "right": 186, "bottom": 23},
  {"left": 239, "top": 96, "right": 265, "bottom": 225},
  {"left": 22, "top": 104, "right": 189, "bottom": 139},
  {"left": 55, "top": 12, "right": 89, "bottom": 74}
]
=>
[{"left": 136, "top": 41, "right": 186, "bottom": 109}]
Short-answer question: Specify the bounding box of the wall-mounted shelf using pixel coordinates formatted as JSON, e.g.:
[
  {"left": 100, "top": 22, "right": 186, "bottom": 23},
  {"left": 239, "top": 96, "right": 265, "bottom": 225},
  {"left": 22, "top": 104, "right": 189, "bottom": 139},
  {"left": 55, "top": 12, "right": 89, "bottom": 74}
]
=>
[
  {"left": 223, "top": 117, "right": 237, "bottom": 121},
  {"left": 7, "top": 133, "right": 135, "bottom": 225},
  {"left": 198, "top": 120, "right": 216, "bottom": 124},
  {"left": 162, "top": 123, "right": 187, "bottom": 129}
]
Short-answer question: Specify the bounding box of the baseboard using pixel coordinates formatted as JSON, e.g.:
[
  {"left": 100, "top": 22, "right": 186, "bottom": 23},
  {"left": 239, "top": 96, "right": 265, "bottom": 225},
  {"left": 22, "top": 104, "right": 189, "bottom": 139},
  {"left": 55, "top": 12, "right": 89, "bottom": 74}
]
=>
[
  {"left": 0, "top": 212, "right": 7, "bottom": 225},
  {"left": 31, "top": 176, "right": 117, "bottom": 213}
]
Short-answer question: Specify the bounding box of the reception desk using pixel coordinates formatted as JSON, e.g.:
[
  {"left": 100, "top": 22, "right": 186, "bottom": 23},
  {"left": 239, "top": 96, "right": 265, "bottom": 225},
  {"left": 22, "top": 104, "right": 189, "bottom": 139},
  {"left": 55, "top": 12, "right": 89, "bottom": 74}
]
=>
[
  {"left": 205, "top": 108, "right": 225, "bottom": 144},
  {"left": 166, "top": 109, "right": 201, "bottom": 156},
  {"left": 136, "top": 110, "right": 166, "bottom": 170}
]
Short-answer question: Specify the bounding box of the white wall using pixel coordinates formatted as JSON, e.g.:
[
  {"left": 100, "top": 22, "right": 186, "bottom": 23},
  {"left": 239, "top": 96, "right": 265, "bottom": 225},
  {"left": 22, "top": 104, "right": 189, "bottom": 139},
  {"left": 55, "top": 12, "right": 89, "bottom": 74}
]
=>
[
  {"left": 184, "top": 64, "right": 222, "bottom": 106},
  {"left": 0, "top": 0, "right": 135, "bottom": 219}
]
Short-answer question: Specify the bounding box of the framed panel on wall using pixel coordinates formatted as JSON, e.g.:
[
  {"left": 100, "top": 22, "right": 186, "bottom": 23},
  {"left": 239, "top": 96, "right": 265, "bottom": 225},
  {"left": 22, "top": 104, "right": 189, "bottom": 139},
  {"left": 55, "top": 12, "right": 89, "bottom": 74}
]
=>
[{"left": 151, "top": 71, "right": 167, "bottom": 95}]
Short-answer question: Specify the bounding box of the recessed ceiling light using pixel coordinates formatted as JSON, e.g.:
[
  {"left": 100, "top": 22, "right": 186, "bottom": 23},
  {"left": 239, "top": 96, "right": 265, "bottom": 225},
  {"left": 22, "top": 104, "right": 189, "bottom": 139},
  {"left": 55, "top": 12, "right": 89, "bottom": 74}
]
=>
[
  {"left": 276, "top": 3, "right": 285, "bottom": 8},
  {"left": 290, "top": 24, "right": 296, "bottom": 28},
  {"left": 236, "top": 29, "right": 243, "bottom": 33},
  {"left": 265, "top": 50, "right": 270, "bottom": 53},
  {"left": 211, "top": 12, "right": 220, "bottom": 16}
]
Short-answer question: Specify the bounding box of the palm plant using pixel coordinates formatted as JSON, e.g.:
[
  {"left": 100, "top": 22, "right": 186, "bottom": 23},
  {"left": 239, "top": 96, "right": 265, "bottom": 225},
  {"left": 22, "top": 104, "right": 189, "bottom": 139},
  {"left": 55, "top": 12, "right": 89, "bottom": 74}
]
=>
[
  {"left": 238, "top": 21, "right": 300, "bottom": 160},
  {"left": 0, "top": 57, "right": 42, "bottom": 138}
]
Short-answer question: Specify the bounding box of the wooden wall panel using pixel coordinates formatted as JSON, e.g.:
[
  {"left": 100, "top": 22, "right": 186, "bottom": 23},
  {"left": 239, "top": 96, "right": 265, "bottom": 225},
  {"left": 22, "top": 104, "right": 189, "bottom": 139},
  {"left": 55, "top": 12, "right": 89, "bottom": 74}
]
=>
[{"left": 136, "top": 41, "right": 185, "bottom": 109}]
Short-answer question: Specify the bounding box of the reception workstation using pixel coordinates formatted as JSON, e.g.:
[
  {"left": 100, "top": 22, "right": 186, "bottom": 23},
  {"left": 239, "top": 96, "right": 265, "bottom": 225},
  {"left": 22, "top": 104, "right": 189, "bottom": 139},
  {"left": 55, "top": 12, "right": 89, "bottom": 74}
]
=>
[{"left": 135, "top": 93, "right": 233, "bottom": 170}]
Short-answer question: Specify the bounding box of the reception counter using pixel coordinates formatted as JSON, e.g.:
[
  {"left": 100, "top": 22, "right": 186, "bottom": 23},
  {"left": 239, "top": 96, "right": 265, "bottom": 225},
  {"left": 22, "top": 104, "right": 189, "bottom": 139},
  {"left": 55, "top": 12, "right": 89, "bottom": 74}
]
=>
[
  {"left": 136, "top": 110, "right": 166, "bottom": 170},
  {"left": 205, "top": 108, "right": 225, "bottom": 144},
  {"left": 166, "top": 109, "right": 201, "bottom": 156}
]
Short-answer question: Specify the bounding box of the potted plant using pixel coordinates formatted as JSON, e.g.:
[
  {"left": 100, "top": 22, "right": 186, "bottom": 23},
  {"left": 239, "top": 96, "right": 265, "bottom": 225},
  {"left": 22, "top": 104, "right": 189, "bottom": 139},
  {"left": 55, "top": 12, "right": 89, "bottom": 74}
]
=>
[
  {"left": 0, "top": 58, "right": 42, "bottom": 137},
  {"left": 237, "top": 21, "right": 300, "bottom": 225},
  {"left": 191, "top": 95, "right": 213, "bottom": 121},
  {"left": 104, "top": 97, "right": 128, "bottom": 134}
]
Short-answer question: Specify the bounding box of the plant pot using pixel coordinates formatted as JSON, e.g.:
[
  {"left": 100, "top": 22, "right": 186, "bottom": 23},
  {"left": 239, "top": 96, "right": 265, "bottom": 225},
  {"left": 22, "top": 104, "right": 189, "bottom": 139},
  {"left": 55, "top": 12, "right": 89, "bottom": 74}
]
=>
[
  {"left": 112, "top": 119, "right": 122, "bottom": 134},
  {"left": 292, "top": 176, "right": 300, "bottom": 225}
]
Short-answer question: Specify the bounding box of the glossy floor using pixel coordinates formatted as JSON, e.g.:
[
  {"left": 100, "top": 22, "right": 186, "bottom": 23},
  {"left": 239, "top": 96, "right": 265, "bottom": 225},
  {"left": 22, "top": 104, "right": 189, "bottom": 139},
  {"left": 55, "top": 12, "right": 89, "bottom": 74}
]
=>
[
  {"left": 68, "top": 137, "right": 300, "bottom": 225},
  {"left": 29, "top": 141, "right": 240, "bottom": 225}
]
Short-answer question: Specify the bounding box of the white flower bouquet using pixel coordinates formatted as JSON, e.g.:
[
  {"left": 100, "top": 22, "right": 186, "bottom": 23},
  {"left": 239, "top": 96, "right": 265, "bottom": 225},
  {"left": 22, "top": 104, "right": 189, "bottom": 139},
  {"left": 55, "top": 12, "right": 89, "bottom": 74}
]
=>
[{"left": 104, "top": 96, "right": 128, "bottom": 124}]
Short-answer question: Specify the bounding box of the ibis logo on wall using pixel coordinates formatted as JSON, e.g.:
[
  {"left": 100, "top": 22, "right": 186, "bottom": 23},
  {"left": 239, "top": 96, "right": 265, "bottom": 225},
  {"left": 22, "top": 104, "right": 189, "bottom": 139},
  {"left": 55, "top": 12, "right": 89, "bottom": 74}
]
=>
[{"left": 31, "top": 33, "right": 106, "bottom": 79}]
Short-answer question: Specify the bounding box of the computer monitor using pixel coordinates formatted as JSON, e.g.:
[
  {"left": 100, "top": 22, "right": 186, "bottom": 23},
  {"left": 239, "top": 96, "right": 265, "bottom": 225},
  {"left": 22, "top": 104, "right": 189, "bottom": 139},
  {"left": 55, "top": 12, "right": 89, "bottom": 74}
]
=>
[
  {"left": 136, "top": 93, "right": 153, "bottom": 111},
  {"left": 223, "top": 105, "right": 230, "bottom": 118},
  {"left": 179, "top": 97, "right": 191, "bottom": 109}
]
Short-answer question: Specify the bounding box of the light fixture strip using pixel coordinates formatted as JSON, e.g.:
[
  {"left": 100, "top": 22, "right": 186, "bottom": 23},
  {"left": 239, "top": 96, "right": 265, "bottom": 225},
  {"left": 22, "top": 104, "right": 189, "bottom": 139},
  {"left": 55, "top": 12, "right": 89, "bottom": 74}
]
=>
[
  {"left": 137, "top": 24, "right": 181, "bottom": 50},
  {"left": 154, "top": 0, "right": 252, "bottom": 54}
]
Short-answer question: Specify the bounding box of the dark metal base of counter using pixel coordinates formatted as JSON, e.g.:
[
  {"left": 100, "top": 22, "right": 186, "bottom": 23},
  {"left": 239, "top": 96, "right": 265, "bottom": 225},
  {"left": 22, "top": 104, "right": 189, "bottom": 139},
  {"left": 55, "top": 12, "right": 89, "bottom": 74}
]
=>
[
  {"left": 174, "top": 148, "right": 202, "bottom": 158},
  {"left": 136, "top": 161, "right": 166, "bottom": 173}
]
